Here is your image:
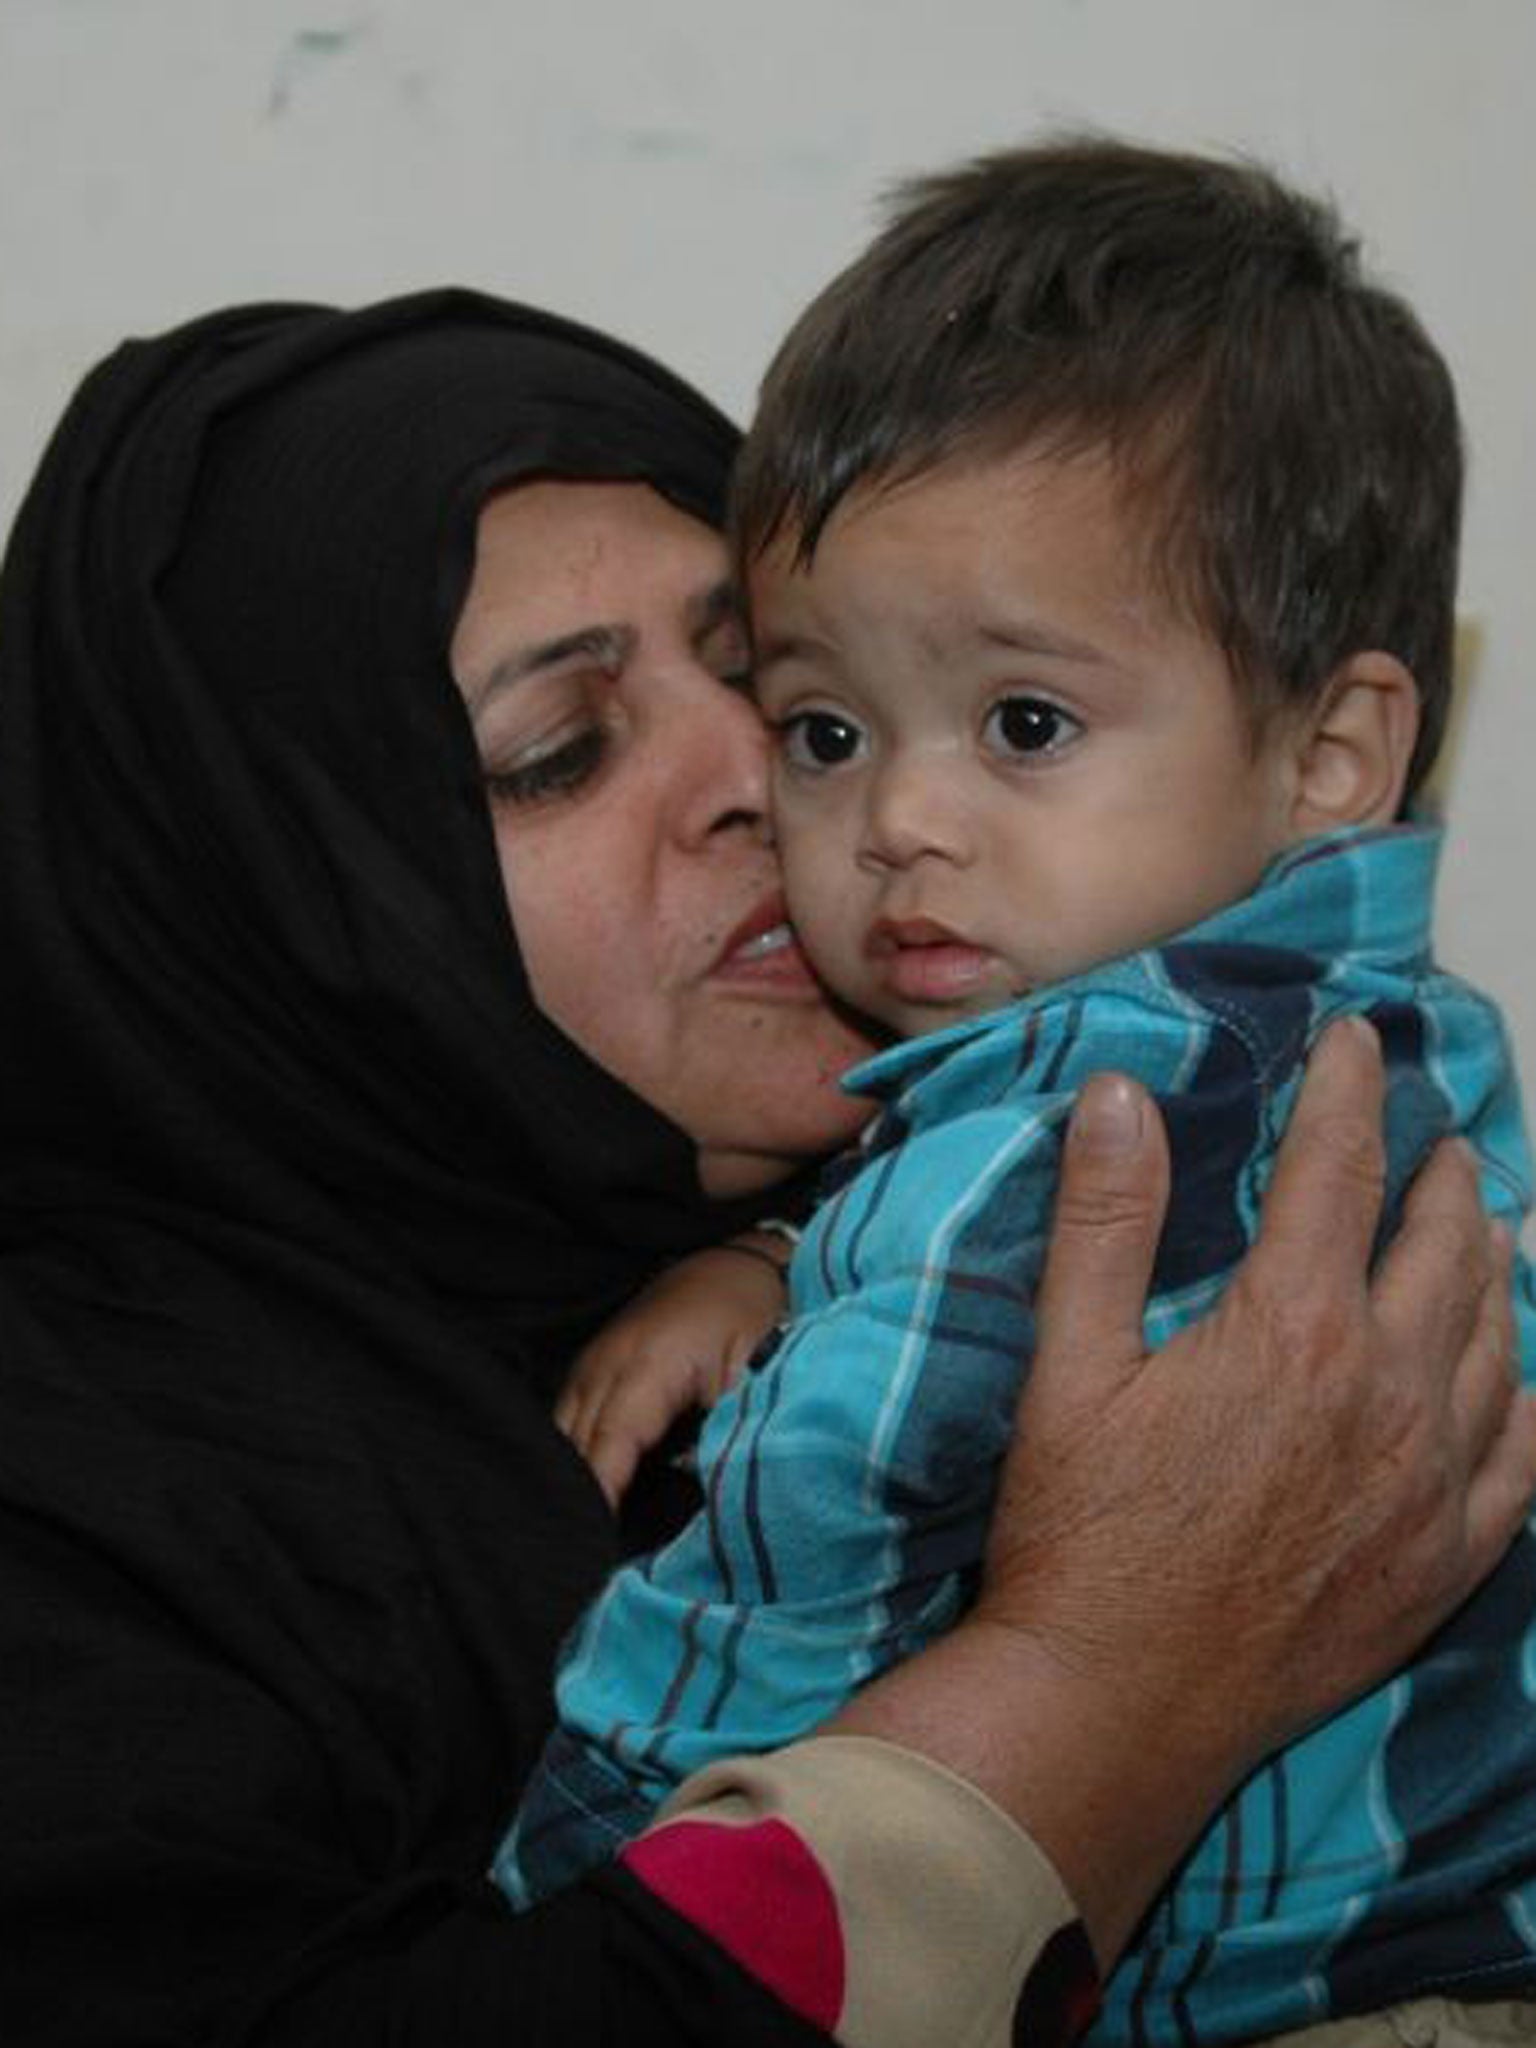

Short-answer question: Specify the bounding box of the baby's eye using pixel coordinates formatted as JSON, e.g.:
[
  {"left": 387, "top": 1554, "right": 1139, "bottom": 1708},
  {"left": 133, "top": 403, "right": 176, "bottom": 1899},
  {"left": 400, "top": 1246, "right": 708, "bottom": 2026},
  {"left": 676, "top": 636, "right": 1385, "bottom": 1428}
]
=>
[
  {"left": 777, "top": 709, "right": 867, "bottom": 771},
  {"left": 983, "top": 695, "right": 1083, "bottom": 760},
  {"left": 483, "top": 723, "right": 608, "bottom": 806}
]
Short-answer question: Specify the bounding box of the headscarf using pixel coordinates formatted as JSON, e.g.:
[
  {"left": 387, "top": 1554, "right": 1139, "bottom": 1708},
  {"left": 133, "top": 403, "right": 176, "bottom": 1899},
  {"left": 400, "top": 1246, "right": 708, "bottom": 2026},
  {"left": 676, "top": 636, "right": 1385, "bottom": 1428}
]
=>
[
  {"left": 0, "top": 286, "right": 756, "bottom": 1367},
  {"left": 0, "top": 291, "right": 785, "bottom": 2044}
]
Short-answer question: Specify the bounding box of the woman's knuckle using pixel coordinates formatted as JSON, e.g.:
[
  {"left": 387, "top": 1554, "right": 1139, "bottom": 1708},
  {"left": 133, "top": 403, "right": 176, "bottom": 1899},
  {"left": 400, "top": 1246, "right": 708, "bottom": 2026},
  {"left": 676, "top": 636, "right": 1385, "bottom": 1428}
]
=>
[
  {"left": 1053, "top": 1179, "right": 1153, "bottom": 1239},
  {"left": 1248, "top": 1273, "right": 1357, "bottom": 1379},
  {"left": 1305, "top": 1096, "right": 1381, "bottom": 1175}
]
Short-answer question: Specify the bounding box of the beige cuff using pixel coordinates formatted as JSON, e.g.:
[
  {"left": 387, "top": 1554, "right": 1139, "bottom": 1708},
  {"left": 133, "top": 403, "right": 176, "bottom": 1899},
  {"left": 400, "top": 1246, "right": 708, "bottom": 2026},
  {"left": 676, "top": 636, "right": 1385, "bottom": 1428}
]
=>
[{"left": 654, "top": 1733, "right": 1080, "bottom": 2048}]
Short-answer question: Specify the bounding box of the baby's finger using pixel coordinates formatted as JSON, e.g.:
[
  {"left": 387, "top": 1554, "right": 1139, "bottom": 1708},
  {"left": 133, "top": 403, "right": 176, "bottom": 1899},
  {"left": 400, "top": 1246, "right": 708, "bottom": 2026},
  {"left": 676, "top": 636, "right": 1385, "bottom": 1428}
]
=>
[
  {"left": 556, "top": 1339, "right": 640, "bottom": 1447},
  {"left": 583, "top": 1375, "right": 691, "bottom": 1505},
  {"left": 555, "top": 1369, "right": 606, "bottom": 1448},
  {"left": 706, "top": 1335, "right": 759, "bottom": 1404},
  {"left": 583, "top": 1428, "right": 640, "bottom": 1510}
]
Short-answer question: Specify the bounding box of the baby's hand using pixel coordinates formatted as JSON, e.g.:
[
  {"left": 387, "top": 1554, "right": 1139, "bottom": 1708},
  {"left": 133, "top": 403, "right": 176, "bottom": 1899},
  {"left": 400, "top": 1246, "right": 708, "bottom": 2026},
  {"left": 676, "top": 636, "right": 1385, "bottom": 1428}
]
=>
[{"left": 555, "top": 1237, "right": 790, "bottom": 1508}]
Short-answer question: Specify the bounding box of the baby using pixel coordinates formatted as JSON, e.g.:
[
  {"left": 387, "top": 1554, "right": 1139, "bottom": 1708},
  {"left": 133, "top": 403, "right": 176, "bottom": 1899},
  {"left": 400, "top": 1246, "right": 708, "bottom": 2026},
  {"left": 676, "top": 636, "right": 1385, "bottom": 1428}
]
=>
[{"left": 497, "top": 140, "right": 1536, "bottom": 2045}]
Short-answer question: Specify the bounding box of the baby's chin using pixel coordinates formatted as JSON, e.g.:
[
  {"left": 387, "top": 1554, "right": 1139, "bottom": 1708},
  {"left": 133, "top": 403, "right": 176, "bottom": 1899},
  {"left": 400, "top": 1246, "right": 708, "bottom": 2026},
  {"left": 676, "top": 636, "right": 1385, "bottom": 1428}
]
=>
[{"left": 868, "top": 982, "right": 1032, "bottom": 1044}]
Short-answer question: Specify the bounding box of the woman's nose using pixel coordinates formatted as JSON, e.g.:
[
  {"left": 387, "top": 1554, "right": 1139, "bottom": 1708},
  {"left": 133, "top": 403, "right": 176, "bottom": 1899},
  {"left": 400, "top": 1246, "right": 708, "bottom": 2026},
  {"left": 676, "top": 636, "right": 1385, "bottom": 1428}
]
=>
[{"left": 673, "top": 671, "right": 773, "bottom": 846}]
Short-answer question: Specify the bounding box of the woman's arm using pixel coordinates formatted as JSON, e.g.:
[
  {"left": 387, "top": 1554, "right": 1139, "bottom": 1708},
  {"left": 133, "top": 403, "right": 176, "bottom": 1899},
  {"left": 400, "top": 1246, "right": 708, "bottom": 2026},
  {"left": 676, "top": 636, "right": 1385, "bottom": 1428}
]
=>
[{"left": 239, "top": 1021, "right": 1532, "bottom": 2048}]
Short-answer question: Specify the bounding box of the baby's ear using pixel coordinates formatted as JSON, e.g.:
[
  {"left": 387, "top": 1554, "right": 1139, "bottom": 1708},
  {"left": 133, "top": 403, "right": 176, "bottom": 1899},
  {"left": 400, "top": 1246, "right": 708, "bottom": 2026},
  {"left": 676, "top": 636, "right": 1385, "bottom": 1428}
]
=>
[{"left": 1287, "top": 652, "right": 1420, "bottom": 834}]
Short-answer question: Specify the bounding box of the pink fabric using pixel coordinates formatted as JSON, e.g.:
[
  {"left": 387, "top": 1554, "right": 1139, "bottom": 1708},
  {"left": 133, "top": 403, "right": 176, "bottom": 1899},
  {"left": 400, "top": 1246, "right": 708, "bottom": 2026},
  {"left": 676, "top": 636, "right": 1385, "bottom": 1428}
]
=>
[{"left": 622, "top": 1816, "right": 846, "bottom": 2032}]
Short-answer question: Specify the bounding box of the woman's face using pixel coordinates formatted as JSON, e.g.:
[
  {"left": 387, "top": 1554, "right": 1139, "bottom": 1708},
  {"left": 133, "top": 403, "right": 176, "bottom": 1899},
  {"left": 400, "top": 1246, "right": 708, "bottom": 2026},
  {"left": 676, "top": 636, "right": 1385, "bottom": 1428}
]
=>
[{"left": 450, "top": 480, "right": 878, "bottom": 1196}]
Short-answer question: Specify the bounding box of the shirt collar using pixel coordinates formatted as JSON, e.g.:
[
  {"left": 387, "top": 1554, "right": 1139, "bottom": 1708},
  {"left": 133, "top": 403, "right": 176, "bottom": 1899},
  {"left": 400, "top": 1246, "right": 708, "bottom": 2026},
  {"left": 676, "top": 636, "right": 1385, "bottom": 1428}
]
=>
[{"left": 844, "top": 821, "right": 1442, "bottom": 1102}]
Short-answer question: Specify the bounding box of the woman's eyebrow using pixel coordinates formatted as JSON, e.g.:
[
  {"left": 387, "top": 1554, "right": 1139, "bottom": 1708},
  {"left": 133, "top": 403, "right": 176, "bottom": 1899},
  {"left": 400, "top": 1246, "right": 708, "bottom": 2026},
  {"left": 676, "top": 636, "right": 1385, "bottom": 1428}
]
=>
[
  {"left": 688, "top": 579, "right": 743, "bottom": 638},
  {"left": 475, "top": 625, "right": 632, "bottom": 707}
]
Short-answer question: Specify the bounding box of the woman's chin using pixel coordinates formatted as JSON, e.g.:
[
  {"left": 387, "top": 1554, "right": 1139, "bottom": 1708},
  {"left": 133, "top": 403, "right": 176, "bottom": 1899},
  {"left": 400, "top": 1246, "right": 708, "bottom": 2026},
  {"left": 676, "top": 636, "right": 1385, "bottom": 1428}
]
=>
[{"left": 691, "top": 1013, "right": 879, "bottom": 1196}]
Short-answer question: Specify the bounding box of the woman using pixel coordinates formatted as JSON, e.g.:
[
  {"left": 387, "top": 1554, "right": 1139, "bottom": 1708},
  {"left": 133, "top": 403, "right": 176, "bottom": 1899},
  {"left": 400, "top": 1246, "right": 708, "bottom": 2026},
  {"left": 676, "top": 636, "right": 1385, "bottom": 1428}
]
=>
[{"left": 0, "top": 288, "right": 1525, "bottom": 2048}]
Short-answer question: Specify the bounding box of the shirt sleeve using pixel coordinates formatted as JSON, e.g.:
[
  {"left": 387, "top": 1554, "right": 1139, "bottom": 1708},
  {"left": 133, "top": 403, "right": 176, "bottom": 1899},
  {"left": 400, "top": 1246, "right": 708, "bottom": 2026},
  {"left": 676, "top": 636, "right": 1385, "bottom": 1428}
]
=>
[
  {"left": 620, "top": 1735, "right": 1101, "bottom": 2048},
  {"left": 230, "top": 1741, "right": 1097, "bottom": 2048}
]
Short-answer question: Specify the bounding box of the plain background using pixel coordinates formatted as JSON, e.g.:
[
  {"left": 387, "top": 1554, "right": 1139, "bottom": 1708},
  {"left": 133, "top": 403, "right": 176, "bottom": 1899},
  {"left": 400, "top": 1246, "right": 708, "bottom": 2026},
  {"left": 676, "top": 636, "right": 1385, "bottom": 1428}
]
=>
[{"left": 3, "top": 0, "right": 1532, "bottom": 1095}]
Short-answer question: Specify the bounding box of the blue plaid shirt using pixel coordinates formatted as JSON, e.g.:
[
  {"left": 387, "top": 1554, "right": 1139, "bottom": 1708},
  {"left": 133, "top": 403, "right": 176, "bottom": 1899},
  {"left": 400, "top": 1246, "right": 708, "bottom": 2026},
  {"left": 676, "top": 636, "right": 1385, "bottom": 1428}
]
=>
[{"left": 497, "top": 824, "right": 1536, "bottom": 2045}]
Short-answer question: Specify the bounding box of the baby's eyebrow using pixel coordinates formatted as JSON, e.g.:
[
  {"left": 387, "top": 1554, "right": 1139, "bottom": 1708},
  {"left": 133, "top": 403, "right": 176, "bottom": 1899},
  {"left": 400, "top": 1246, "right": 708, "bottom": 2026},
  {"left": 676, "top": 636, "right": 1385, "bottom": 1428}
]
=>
[
  {"left": 751, "top": 620, "right": 1109, "bottom": 677},
  {"left": 750, "top": 629, "right": 827, "bottom": 676},
  {"left": 979, "top": 621, "right": 1105, "bottom": 664}
]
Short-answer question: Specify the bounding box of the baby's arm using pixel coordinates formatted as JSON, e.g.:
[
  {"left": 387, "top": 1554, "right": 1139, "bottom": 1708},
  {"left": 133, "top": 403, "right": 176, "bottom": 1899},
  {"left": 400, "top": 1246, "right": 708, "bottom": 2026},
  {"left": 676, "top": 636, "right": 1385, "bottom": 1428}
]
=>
[{"left": 555, "top": 1230, "right": 793, "bottom": 1507}]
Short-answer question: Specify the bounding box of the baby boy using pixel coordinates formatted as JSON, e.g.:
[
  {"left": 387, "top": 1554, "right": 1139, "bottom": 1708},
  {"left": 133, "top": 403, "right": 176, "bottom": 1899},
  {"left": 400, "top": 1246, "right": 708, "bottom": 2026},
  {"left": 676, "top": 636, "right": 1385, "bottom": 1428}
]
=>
[{"left": 497, "top": 140, "right": 1536, "bottom": 2046}]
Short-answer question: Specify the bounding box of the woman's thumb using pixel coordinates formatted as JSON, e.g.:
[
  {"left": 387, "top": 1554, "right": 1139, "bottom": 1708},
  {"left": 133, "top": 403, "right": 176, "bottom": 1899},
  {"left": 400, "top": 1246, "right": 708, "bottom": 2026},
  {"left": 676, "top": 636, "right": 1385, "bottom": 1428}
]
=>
[{"left": 1033, "top": 1074, "right": 1169, "bottom": 1395}]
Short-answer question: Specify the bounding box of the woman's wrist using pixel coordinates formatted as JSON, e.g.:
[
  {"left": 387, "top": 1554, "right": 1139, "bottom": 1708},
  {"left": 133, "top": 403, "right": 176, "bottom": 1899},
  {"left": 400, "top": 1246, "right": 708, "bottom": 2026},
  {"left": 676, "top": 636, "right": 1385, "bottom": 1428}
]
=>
[
  {"left": 828, "top": 1610, "right": 1252, "bottom": 1971},
  {"left": 623, "top": 1732, "right": 1093, "bottom": 2048}
]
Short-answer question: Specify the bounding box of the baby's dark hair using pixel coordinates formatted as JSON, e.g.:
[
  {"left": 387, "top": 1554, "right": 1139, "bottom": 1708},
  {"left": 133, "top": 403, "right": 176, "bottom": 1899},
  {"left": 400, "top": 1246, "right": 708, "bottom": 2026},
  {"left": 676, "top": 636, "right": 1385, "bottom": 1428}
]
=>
[{"left": 734, "top": 137, "right": 1462, "bottom": 798}]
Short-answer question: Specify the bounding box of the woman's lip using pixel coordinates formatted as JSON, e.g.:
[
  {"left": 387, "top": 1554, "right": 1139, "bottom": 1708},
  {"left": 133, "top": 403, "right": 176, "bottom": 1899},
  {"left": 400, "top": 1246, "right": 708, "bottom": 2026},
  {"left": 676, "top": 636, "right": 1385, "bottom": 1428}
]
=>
[
  {"left": 718, "top": 893, "right": 793, "bottom": 966},
  {"left": 714, "top": 896, "right": 822, "bottom": 994},
  {"left": 732, "top": 920, "right": 796, "bottom": 963}
]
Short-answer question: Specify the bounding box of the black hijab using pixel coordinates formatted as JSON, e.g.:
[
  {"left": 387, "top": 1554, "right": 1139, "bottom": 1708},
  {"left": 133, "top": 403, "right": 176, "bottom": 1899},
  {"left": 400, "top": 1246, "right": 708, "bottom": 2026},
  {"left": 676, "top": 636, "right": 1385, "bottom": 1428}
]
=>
[
  {"left": 0, "top": 286, "right": 760, "bottom": 1364},
  {"left": 0, "top": 292, "right": 822, "bottom": 2046}
]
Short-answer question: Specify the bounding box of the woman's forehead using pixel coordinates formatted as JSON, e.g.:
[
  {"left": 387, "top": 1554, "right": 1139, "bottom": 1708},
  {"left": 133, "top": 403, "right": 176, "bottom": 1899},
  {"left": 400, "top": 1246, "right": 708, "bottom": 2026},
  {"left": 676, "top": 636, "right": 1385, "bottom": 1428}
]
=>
[{"left": 450, "top": 479, "right": 733, "bottom": 690}]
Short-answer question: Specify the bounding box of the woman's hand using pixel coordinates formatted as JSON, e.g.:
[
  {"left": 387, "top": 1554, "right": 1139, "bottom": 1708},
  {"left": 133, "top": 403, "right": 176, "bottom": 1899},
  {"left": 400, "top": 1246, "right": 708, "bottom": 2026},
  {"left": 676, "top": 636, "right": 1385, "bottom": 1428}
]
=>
[
  {"left": 988, "top": 1016, "right": 1528, "bottom": 1756},
  {"left": 835, "top": 1017, "right": 1536, "bottom": 1965}
]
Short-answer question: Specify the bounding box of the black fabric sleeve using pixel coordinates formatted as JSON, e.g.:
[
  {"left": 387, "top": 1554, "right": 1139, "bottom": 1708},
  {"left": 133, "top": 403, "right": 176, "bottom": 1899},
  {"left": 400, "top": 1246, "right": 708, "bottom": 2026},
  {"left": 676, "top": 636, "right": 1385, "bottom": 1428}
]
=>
[{"left": 227, "top": 1868, "right": 835, "bottom": 2048}]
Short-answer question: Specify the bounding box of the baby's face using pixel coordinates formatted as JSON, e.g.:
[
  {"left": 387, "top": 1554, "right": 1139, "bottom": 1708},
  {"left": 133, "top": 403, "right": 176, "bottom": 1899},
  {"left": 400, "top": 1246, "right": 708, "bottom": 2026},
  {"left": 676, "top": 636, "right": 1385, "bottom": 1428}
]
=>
[{"left": 749, "top": 448, "right": 1304, "bottom": 1039}]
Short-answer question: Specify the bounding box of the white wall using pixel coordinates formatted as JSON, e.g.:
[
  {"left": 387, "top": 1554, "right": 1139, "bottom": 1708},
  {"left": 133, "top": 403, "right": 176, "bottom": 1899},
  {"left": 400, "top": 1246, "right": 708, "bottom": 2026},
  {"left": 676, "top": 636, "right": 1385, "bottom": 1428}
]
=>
[{"left": 3, "top": 0, "right": 1533, "bottom": 1083}]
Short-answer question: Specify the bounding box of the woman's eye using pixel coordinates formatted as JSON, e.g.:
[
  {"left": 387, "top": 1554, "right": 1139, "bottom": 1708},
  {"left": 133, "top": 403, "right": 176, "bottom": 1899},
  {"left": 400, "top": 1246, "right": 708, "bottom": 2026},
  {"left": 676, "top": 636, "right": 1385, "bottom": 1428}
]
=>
[
  {"left": 984, "top": 695, "right": 1082, "bottom": 759},
  {"left": 777, "top": 710, "right": 866, "bottom": 771},
  {"left": 483, "top": 724, "right": 608, "bottom": 806}
]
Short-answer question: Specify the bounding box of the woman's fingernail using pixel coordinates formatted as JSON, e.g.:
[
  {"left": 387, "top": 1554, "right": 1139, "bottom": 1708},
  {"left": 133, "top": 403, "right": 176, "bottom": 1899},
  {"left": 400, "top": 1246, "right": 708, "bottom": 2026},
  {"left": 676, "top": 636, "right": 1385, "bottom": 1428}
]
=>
[
  {"left": 1333, "top": 1013, "right": 1380, "bottom": 1052},
  {"left": 1071, "top": 1073, "right": 1145, "bottom": 1154}
]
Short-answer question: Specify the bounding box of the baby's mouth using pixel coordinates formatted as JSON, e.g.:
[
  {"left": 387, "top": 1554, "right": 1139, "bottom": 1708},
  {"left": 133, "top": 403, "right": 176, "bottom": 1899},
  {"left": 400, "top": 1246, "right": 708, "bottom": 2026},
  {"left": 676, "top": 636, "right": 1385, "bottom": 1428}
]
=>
[{"left": 870, "top": 918, "right": 999, "bottom": 1005}]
